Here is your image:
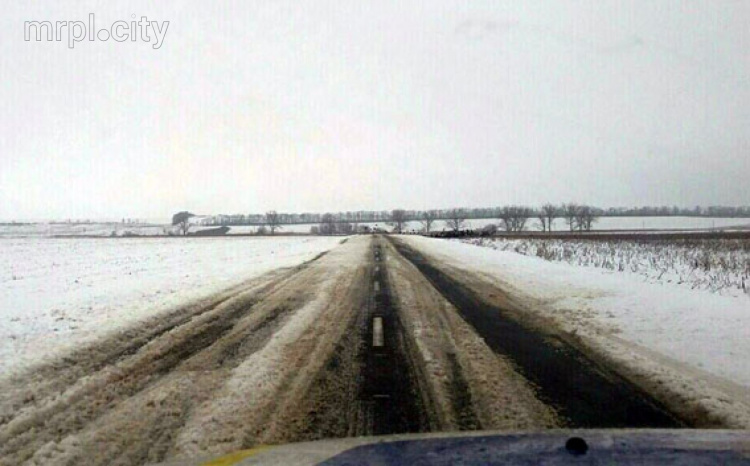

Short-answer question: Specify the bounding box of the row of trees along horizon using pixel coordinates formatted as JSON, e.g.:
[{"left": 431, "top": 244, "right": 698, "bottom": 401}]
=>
[{"left": 172, "top": 204, "right": 750, "bottom": 236}]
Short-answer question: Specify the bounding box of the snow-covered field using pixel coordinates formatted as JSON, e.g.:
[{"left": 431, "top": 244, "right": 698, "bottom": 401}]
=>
[
  {"left": 0, "top": 236, "right": 343, "bottom": 376},
  {"left": 402, "top": 236, "right": 750, "bottom": 395},
  {"left": 2, "top": 216, "right": 748, "bottom": 238},
  {"left": 461, "top": 237, "right": 750, "bottom": 298},
  {"left": 0, "top": 222, "right": 168, "bottom": 238},
  {"left": 194, "top": 224, "right": 314, "bottom": 234},
  {"left": 0, "top": 222, "right": 316, "bottom": 237},
  {"left": 591, "top": 216, "right": 749, "bottom": 231}
]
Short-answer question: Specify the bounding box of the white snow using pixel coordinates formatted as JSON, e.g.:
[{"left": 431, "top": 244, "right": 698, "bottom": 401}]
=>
[
  {"left": 0, "top": 222, "right": 168, "bottom": 238},
  {"left": 591, "top": 216, "right": 749, "bottom": 231},
  {"left": 0, "top": 236, "right": 342, "bottom": 376},
  {"left": 400, "top": 236, "right": 750, "bottom": 390}
]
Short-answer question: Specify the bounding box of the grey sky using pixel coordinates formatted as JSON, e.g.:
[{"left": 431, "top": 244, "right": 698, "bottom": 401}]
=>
[{"left": 1, "top": 1, "right": 749, "bottom": 220}]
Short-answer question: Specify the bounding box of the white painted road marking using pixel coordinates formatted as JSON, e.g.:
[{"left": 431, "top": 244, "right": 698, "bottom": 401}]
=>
[
  {"left": 373, "top": 317, "right": 384, "bottom": 347},
  {"left": 374, "top": 281, "right": 380, "bottom": 292}
]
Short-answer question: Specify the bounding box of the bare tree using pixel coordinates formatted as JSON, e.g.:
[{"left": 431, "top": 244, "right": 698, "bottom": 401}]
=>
[
  {"left": 514, "top": 206, "right": 532, "bottom": 231},
  {"left": 420, "top": 210, "right": 438, "bottom": 233},
  {"left": 445, "top": 208, "right": 467, "bottom": 233},
  {"left": 319, "top": 213, "right": 336, "bottom": 235},
  {"left": 585, "top": 206, "right": 599, "bottom": 231},
  {"left": 498, "top": 206, "right": 532, "bottom": 232},
  {"left": 541, "top": 203, "right": 559, "bottom": 232},
  {"left": 575, "top": 205, "right": 598, "bottom": 231},
  {"left": 389, "top": 209, "right": 407, "bottom": 234},
  {"left": 265, "top": 210, "right": 282, "bottom": 235},
  {"left": 536, "top": 210, "right": 547, "bottom": 231},
  {"left": 574, "top": 206, "right": 584, "bottom": 232},
  {"left": 563, "top": 203, "right": 580, "bottom": 231},
  {"left": 171, "top": 211, "right": 195, "bottom": 236},
  {"left": 498, "top": 206, "right": 514, "bottom": 232}
]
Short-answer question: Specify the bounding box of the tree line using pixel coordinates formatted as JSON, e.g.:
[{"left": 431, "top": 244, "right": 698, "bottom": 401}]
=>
[
  {"left": 308, "top": 204, "right": 598, "bottom": 235},
  {"left": 201, "top": 204, "right": 750, "bottom": 228},
  {"left": 399, "top": 204, "right": 599, "bottom": 234},
  {"left": 174, "top": 204, "right": 750, "bottom": 236}
]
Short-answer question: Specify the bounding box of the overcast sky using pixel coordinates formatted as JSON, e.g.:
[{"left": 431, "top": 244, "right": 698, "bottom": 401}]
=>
[{"left": 1, "top": 1, "right": 749, "bottom": 220}]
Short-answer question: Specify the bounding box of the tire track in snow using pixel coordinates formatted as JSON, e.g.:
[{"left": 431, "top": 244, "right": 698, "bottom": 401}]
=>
[
  {"left": 0, "top": 250, "right": 337, "bottom": 465},
  {"left": 382, "top": 238, "right": 559, "bottom": 431},
  {"left": 390, "top": 237, "right": 685, "bottom": 429}
]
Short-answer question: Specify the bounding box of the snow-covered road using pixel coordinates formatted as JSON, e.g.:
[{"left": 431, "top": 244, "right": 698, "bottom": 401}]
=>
[
  {"left": 400, "top": 235, "right": 750, "bottom": 427},
  {"left": 2, "top": 234, "right": 748, "bottom": 465}
]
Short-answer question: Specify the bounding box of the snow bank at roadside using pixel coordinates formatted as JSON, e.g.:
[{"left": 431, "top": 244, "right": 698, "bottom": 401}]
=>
[
  {"left": 0, "top": 236, "right": 343, "bottom": 376},
  {"left": 400, "top": 236, "right": 750, "bottom": 397}
]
